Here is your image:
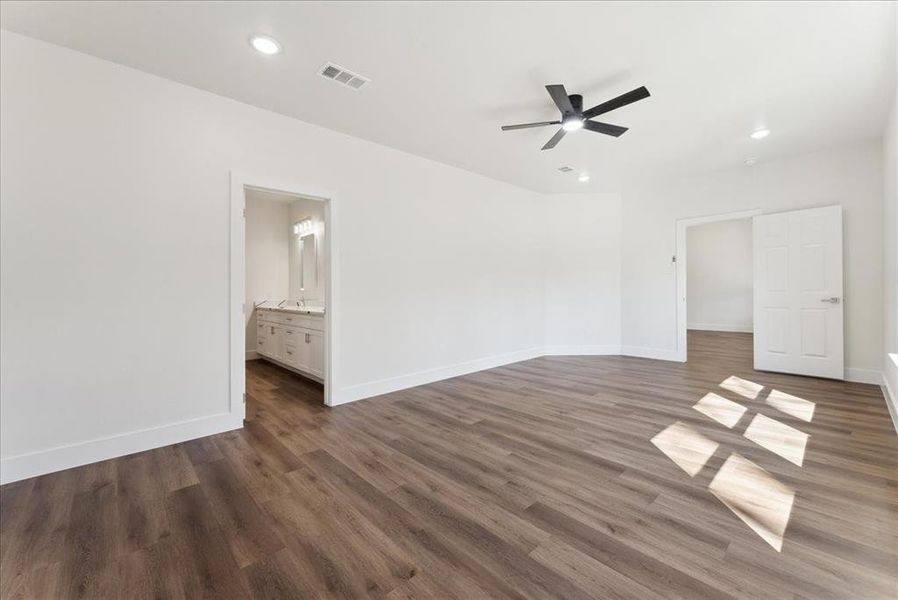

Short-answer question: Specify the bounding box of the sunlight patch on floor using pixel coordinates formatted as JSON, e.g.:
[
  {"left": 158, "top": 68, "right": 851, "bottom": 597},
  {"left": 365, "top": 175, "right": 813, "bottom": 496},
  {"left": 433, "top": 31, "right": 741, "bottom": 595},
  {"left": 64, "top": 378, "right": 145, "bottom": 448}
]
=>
[
  {"left": 651, "top": 421, "right": 719, "bottom": 477},
  {"left": 743, "top": 413, "right": 809, "bottom": 466},
  {"left": 693, "top": 393, "right": 747, "bottom": 428},
  {"left": 709, "top": 453, "right": 796, "bottom": 552},
  {"left": 719, "top": 376, "right": 764, "bottom": 400},
  {"left": 766, "top": 389, "right": 815, "bottom": 422}
]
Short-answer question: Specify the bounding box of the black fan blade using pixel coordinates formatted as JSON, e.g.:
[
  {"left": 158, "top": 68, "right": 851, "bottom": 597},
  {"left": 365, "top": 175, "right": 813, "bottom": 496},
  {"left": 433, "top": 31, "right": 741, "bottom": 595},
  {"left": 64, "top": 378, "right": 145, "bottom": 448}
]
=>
[
  {"left": 582, "top": 86, "right": 650, "bottom": 119},
  {"left": 583, "top": 120, "right": 628, "bottom": 137},
  {"left": 545, "top": 85, "right": 575, "bottom": 116},
  {"left": 541, "top": 128, "right": 566, "bottom": 150},
  {"left": 501, "top": 120, "right": 561, "bottom": 131}
]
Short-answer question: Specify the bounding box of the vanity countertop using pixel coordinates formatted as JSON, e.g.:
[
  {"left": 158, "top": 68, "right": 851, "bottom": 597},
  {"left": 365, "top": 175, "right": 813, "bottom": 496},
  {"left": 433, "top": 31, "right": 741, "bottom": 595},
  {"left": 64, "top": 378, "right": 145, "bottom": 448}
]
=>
[{"left": 258, "top": 305, "right": 325, "bottom": 316}]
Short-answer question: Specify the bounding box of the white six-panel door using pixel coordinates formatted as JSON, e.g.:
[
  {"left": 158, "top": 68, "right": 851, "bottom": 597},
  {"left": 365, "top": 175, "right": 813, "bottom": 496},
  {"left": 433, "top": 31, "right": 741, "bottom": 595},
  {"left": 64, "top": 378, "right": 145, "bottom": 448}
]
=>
[{"left": 753, "top": 205, "right": 844, "bottom": 379}]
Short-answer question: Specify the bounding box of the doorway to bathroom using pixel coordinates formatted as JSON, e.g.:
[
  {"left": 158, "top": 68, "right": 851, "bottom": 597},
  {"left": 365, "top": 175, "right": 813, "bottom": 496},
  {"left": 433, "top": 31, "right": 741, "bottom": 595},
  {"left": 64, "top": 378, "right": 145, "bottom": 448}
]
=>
[
  {"left": 230, "top": 173, "right": 337, "bottom": 415},
  {"left": 675, "top": 209, "right": 760, "bottom": 363}
]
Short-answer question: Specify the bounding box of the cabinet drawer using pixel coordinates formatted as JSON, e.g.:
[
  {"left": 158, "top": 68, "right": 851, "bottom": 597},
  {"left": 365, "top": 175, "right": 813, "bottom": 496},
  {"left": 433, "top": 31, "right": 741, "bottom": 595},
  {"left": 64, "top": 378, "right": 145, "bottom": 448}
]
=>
[
  {"left": 257, "top": 309, "right": 277, "bottom": 323},
  {"left": 281, "top": 313, "right": 302, "bottom": 326},
  {"left": 283, "top": 343, "right": 299, "bottom": 365},
  {"left": 267, "top": 312, "right": 295, "bottom": 325},
  {"left": 295, "top": 316, "right": 325, "bottom": 331}
]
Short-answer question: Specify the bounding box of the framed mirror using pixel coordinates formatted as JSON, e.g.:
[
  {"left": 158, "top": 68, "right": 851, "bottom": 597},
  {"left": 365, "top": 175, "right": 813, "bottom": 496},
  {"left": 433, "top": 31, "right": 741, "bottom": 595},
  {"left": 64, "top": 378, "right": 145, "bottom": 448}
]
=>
[{"left": 299, "top": 232, "right": 317, "bottom": 291}]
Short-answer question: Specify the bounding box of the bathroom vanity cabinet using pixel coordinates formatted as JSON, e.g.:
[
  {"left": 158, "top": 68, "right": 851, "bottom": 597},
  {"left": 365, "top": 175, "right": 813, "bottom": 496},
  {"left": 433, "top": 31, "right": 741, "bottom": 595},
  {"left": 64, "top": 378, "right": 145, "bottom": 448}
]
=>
[{"left": 256, "top": 308, "right": 324, "bottom": 381}]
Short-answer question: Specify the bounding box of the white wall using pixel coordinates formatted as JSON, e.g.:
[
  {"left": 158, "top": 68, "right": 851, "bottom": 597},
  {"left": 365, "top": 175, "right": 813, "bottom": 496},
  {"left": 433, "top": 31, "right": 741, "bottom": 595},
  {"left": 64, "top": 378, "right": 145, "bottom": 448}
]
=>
[
  {"left": 244, "top": 194, "right": 290, "bottom": 354},
  {"left": 543, "top": 193, "right": 622, "bottom": 354},
  {"left": 883, "top": 84, "right": 898, "bottom": 421},
  {"left": 621, "top": 141, "right": 884, "bottom": 380},
  {"left": 0, "top": 32, "right": 557, "bottom": 481},
  {"left": 0, "top": 30, "right": 887, "bottom": 483},
  {"left": 686, "top": 218, "right": 753, "bottom": 333}
]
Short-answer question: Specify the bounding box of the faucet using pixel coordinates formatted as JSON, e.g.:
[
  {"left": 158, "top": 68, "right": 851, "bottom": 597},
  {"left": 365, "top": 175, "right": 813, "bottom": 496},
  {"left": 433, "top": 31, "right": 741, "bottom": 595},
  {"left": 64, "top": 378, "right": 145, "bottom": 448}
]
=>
[{"left": 296, "top": 295, "right": 306, "bottom": 307}]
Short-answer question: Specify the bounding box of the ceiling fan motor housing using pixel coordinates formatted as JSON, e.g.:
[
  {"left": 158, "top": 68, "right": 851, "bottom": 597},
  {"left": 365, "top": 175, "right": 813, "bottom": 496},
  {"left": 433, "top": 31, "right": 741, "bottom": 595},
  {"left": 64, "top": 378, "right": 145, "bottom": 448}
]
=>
[{"left": 568, "top": 94, "right": 583, "bottom": 116}]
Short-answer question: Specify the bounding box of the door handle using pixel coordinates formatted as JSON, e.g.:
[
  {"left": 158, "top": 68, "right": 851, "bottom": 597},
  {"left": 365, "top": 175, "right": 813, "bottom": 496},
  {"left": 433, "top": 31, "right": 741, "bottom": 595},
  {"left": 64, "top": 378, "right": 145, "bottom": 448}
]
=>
[{"left": 820, "top": 297, "right": 841, "bottom": 304}]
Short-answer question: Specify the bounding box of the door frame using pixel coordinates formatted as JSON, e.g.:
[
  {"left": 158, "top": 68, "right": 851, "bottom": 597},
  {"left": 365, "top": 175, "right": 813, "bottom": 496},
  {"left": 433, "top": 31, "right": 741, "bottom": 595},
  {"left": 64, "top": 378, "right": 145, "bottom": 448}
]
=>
[
  {"left": 675, "top": 208, "right": 762, "bottom": 362},
  {"left": 230, "top": 172, "right": 339, "bottom": 412}
]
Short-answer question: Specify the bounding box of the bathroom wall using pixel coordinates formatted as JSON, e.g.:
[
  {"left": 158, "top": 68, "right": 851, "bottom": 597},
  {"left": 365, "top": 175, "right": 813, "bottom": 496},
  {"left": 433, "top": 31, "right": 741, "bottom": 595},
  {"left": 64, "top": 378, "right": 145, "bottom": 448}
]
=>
[{"left": 244, "top": 190, "right": 291, "bottom": 355}]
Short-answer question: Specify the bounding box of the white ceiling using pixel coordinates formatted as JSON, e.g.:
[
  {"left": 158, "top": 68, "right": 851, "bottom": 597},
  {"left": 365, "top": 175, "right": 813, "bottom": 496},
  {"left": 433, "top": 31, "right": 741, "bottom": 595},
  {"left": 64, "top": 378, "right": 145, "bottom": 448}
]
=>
[{"left": 1, "top": 1, "right": 895, "bottom": 193}]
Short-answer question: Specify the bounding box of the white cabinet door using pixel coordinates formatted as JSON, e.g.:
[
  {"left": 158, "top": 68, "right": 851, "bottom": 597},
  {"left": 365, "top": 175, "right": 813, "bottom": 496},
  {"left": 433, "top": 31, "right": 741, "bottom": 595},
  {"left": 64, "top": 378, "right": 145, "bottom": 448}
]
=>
[
  {"left": 753, "top": 205, "right": 843, "bottom": 379},
  {"left": 256, "top": 335, "right": 269, "bottom": 357},
  {"left": 307, "top": 330, "right": 325, "bottom": 378},
  {"left": 270, "top": 324, "right": 285, "bottom": 362},
  {"left": 256, "top": 321, "right": 270, "bottom": 357},
  {"left": 283, "top": 342, "right": 300, "bottom": 368},
  {"left": 282, "top": 327, "right": 300, "bottom": 356},
  {"left": 292, "top": 330, "right": 313, "bottom": 373}
]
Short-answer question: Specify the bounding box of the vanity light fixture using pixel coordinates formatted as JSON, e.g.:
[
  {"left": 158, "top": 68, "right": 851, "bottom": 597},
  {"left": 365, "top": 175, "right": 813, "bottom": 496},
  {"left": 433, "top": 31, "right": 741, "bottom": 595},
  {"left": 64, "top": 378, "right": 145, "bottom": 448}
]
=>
[
  {"left": 250, "top": 34, "right": 282, "bottom": 56},
  {"left": 294, "top": 218, "right": 313, "bottom": 236}
]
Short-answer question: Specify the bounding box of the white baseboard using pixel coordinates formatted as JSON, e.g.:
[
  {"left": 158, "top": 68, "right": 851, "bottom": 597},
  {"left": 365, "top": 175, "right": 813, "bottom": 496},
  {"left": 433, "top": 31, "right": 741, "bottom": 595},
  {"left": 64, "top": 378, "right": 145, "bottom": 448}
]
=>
[
  {"left": 882, "top": 357, "right": 898, "bottom": 436},
  {"left": 9, "top": 346, "right": 891, "bottom": 483},
  {"left": 0, "top": 411, "right": 243, "bottom": 485},
  {"left": 883, "top": 377, "right": 898, "bottom": 436},
  {"left": 331, "top": 346, "right": 544, "bottom": 406},
  {"left": 542, "top": 344, "right": 622, "bottom": 356},
  {"left": 620, "top": 345, "right": 683, "bottom": 362},
  {"left": 844, "top": 368, "right": 883, "bottom": 385},
  {"left": 245, "top": 350, "right": 260, "bottom": 360},
  {"left": 687, "top": 323, "right": 753, "bottom": 333}
]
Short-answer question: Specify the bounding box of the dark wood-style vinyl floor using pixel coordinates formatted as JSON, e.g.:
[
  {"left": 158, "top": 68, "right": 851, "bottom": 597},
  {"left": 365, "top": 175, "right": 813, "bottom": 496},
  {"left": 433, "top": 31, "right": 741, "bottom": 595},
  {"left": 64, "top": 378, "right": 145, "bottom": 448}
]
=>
[{"left": 1, "top": 331, "right": 897, "bottom": 599}]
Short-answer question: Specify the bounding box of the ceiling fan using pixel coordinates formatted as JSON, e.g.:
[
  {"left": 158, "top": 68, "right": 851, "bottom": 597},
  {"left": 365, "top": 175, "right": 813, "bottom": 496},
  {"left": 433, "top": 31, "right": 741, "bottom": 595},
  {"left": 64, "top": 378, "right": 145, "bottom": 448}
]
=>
[{"left": 501, "top": 84, "right": 650, "bottom": 150}]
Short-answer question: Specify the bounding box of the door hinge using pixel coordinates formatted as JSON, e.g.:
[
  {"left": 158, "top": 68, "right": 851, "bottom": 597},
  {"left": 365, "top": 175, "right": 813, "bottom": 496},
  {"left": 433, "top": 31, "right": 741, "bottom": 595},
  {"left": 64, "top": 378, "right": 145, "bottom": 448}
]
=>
[
  {"left": 242, "top": 208, "right": 246, "bottom": 218},
  {"left": 672, "top": 255, "right": 677, "bottom": 263},
  {"left": 243, "top": 392, "right": 247, "bottom": 404}
]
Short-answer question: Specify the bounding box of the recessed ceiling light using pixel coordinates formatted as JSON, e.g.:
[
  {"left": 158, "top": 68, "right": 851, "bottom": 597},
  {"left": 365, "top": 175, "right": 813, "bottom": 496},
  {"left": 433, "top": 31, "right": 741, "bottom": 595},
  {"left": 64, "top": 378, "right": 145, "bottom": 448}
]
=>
[
  {"left": 562, "top": 118, "right": 584, "bottom": 132},
  {"left": 578, "top": 174, "right": 590, "bottom": 182},
  {"left": 250, "top": 35, "right": 281, "bottom": 56},
  {"left": 744, "top": 157, "right": 758, "bottom": 166},
  {"left": 750, "top": 128, "right": 770, "bottom": 140}
]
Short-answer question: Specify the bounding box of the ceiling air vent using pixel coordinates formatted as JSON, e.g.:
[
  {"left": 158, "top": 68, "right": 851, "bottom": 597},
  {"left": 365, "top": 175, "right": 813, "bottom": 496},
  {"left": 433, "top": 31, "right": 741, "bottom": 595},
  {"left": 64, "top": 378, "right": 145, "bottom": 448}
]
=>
[
  {"left": 318, "top": 62, "right": 370, "bottom": 90},
  {"left": 557, "top": 166, "right": 574, "bottom": 173}
]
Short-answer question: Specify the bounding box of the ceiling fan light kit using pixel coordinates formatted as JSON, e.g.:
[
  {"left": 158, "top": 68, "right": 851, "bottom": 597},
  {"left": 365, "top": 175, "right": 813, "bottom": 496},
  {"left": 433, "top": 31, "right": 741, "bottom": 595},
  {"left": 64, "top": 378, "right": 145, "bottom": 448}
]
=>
[{"left": 501, "top": 84, "right": 650, "bottom": 150}]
